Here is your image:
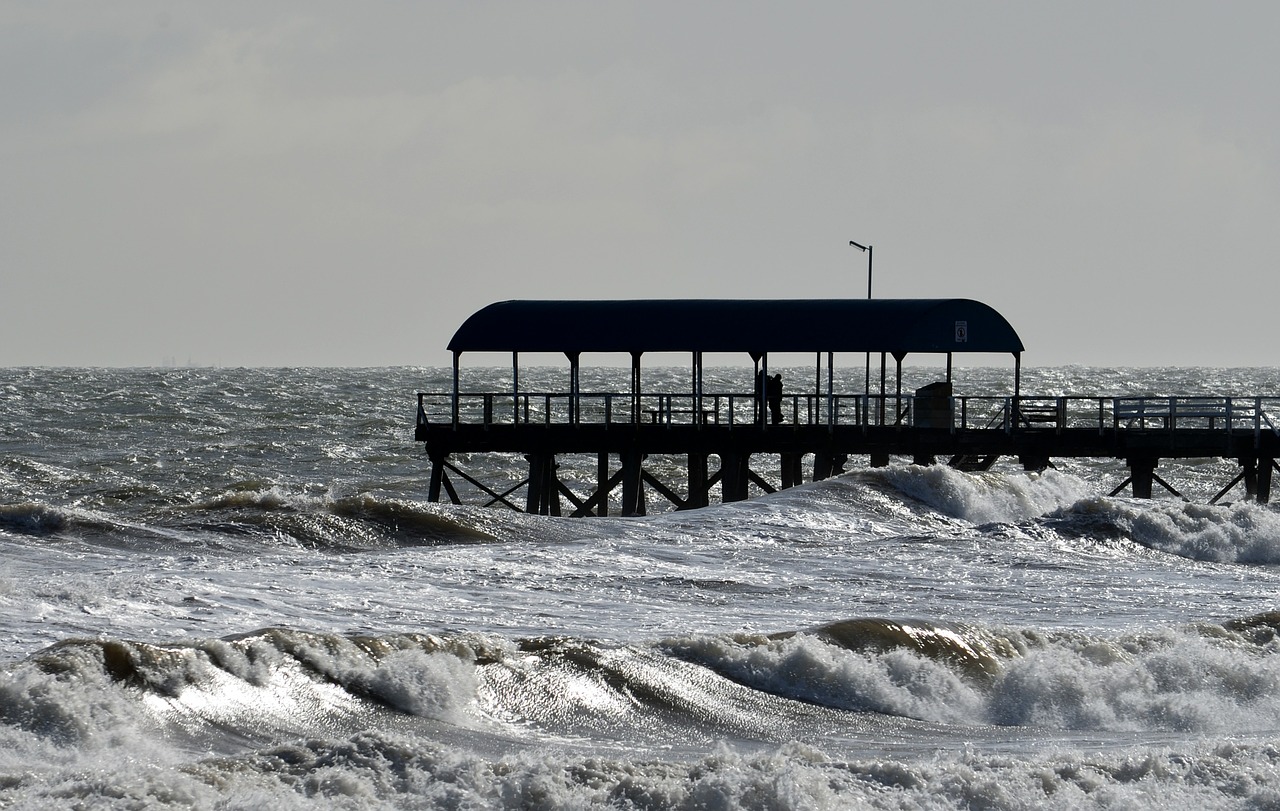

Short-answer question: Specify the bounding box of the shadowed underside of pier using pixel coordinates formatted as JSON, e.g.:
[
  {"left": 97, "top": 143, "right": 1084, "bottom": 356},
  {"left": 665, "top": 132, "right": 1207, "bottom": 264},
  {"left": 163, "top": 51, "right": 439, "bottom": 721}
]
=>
[{"left": 418, "top": 419, "right": 1280, "bottom": 516}]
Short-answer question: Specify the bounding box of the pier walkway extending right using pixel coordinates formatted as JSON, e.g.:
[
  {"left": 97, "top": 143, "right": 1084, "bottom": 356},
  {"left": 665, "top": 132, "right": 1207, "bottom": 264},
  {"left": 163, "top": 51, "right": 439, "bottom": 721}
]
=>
[{"left": 417, "top": 388, "right": 1280, "bottom": 514}]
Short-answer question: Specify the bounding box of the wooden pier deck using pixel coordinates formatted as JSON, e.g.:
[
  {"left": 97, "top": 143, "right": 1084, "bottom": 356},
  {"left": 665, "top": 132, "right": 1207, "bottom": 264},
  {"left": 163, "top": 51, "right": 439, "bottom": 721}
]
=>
[{"left": 416, "top": 391, "right": 1280, "bottom": 515}]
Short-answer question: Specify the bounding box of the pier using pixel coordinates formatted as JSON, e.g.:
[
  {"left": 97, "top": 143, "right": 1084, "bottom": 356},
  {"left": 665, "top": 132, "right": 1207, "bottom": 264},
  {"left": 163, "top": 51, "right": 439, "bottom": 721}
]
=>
[{"left": 416, "top": 299, "right": 1280, "bottom": 515}]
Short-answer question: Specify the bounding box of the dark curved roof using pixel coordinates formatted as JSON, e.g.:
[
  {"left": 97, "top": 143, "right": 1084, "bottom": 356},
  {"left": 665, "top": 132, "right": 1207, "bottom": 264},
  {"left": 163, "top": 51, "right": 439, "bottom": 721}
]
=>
[{"left": 447, "top": 299, "right": 1024, "bottom": 355}]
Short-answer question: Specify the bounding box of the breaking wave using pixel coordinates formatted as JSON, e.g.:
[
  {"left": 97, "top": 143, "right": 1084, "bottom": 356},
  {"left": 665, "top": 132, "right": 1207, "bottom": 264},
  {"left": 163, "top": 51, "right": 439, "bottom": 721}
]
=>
[
  {"left": 184, "top": 490, "right": 498, "bottom": 549},
  {"left": 0, "top": 493, "right": 496, "bottom": 550},
  {"left": 877, "top": 465, "right": 1092, "bottom": 524},
  {"left": 9, "top": 613, "right": 1280, "bottom": 752},
  {"left": 664, "top": 613, "right": 1280, "bottom": 733},
  {"left": 8, "top": 614, "right": 1280, "bottom": 808},
  {"left": 1047, "top": 497, "right": 1280, "bottom": 564}
]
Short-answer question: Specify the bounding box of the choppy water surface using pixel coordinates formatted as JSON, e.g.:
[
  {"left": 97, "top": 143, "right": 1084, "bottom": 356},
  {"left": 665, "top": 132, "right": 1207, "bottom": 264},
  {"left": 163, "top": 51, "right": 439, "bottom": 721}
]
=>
[{"left": 5, "top": 366, "right": 1280, "bottom": 809}]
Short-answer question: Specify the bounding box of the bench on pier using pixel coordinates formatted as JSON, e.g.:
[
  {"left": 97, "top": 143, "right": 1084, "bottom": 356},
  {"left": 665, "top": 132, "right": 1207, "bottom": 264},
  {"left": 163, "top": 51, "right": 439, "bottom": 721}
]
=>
[
  {"left": 1013, "top": 404, "right": 1061, "bottom": 428},
  {"left": 1114, "top": 401, "right": 1252, "bottom": 430}
]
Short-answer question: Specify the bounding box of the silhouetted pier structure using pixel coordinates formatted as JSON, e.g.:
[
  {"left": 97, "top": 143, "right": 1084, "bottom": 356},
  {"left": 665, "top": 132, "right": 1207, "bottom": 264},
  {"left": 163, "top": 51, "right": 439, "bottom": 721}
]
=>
[{"left": 416, "top": 300, "right": 1280, "bottom": 515}]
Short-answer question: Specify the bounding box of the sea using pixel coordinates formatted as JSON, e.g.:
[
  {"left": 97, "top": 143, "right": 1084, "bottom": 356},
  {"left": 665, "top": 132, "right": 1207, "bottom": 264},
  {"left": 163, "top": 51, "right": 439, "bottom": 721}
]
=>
[{"left": 6, "top": 365, "right": 1280, "bottom": 810}]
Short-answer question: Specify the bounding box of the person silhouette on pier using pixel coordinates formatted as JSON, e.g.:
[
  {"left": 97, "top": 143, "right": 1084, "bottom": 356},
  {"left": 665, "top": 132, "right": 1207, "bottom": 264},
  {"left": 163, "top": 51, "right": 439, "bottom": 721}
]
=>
[{"left": 768, "top": 373, "right": 784, "bottom": 425}]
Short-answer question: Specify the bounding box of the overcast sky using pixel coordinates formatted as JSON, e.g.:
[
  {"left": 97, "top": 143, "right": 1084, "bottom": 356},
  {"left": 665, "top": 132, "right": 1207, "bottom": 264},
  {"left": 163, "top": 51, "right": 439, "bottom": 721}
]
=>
[{"left": 3, "top": 2, "right": 1277, "bottom": 368}]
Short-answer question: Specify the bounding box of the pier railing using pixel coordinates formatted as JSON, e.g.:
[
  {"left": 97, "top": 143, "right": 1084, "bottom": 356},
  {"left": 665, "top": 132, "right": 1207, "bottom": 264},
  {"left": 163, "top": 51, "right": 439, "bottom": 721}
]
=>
[{"left": 417, "top": 392, "right": 1280, "bottom": 437}]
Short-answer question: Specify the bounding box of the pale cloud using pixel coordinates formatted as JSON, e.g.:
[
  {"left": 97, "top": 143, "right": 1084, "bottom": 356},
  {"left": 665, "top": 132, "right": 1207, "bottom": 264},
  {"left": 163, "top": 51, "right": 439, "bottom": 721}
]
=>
[
  {"left": 3, "top": 2, "right": 1279, "bottom": 366},
  {"left": 74, "top": 22, "right": 406, "bottom": 156},
  {"left": 1068, "top": 111, "right": 1271, "bottom": 209}
]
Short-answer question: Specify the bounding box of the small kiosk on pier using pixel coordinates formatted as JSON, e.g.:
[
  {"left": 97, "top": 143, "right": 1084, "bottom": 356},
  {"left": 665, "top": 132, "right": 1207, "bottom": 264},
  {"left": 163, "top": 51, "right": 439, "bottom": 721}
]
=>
[{"left": 416, "top": 298, "right": 1280, "bottom": 514}]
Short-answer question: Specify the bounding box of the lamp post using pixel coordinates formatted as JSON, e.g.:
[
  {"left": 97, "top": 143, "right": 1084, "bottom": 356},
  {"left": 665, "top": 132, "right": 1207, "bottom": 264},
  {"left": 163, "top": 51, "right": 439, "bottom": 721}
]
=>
[
  {"left": 850, "top": 240, "right": 873, "bottom": 418},
  {"left": 849, "top": 240, "right": 872, "bottom": 299}
]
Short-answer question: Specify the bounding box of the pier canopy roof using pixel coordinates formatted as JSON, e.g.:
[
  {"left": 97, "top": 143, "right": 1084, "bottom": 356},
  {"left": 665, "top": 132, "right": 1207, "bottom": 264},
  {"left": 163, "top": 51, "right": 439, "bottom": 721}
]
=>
[{"left": 447, "top": 299, "right": 1024, "bottom": 356}]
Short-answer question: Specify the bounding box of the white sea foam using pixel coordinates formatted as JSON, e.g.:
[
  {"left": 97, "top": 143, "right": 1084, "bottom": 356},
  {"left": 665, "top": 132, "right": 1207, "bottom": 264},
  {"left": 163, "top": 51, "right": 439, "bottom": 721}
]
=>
[
  {"left": 667, "top": 631, "right": 988, "bottom": 725},
  {"left": 1057, "top": 497, "right": 1280, "bottom": 564},
  {"left": 879, "top": 465, "right": 1094, "bottom": 525},
  {"left": 7, "top": 728, "right": 1280, "bottom": 809},
  {"left": 203, "top": 631, "right": 490, "bottom": 727},
  {"left": 0, "top": 644, "right": 157, "bottom": 748},
  {"left": 667, "top": 624, "right": 1280, "bottom": 735}
]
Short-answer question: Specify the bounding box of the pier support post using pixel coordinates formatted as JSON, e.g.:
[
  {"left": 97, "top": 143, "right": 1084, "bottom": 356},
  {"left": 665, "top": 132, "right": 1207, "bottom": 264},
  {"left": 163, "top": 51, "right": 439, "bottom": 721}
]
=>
[
  {"left": 813, "top": 453, "right": 848, "bottom": 481},
  {"left": 720, "top": 453, "right": 750, "bottom": 502},
  {"left": 526, "top": 455, "right": 542, "bottom": 513},
  {"left": 525, "top": 453, "right": 560, "bottom": 515},
  {"left": 1240, "top": 456, "right": 1259, "bottom": 501},
  {"left": 428, "top": 453, "right": 446, "bottom": 503},
  {"left": 597, "top": 452, "right": 610, "bottom": 516},
  {"left": 1259, "top": 457, "right": 1273, "bottom": 504},
  {"left": 687, "top": 452, "right": 709, "bottom": 509},
  {"left": 620, "top": 451, "right": 646, "bottom": 516},
  {"left": 1020, "top": 454, "right": 1050, "bottom": 473},
  {"left": 814, "top": 452, "right": 834, "bottom": 482},
  {"left": 870, "top": 452, "right": 890, "bottom": 468},
  {"left": 780, "top": 453, "right": 803, "bottom": 489},
  {"left": 1127, "top": 457, "right": 1157, "bottom": 499}
]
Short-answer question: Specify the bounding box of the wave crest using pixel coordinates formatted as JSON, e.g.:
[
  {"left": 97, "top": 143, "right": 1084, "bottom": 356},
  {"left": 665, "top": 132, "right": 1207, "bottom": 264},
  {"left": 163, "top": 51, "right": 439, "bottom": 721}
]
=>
[
  {"left": 666, "top": 615, "right": 1280, "bottom": 733},
  {"left": 0, "top": 502, "right": 68, "bottom": 536},
  {"left": 182, "top": 490, "right": 498, "bottom": 549},
  {"left": 878, "top": 465, "right": 1091, "bottom": 524},
  {"left": 1048, "top": 497, "right": 1280, "bottom": 564}
]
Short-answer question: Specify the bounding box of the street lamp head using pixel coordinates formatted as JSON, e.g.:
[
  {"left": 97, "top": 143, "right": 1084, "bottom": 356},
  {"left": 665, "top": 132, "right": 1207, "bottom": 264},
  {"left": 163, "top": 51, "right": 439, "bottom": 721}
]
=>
[{"left": 849, "top": 240, "right": 869, "bottom": 252}]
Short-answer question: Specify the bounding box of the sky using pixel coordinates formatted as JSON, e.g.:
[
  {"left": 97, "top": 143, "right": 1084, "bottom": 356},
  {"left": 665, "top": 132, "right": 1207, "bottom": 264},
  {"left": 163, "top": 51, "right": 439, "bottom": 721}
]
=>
[{"left": 2, "top": 1, "right": 1277, "bottom": 369}]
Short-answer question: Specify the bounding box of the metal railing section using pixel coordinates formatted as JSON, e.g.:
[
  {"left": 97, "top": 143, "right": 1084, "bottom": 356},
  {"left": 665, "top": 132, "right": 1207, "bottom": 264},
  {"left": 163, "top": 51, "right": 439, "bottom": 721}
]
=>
[{"left": 417, "top": 392, "right": 1280, "bottom": 437}]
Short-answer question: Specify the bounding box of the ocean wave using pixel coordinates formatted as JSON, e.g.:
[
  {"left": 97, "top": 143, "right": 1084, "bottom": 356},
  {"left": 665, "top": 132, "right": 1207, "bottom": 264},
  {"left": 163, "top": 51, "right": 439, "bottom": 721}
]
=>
[
  {"left": 4, "top": 630, "right": 499, "bottom": 750},
  {"left": 0, "top": 502, "right": 70, "bottom": 536},
  {"left": 664, "top": 615, "right": 1280, "bottom": 734},
  {"left": 18, "top": 617, "right": 1278, "bottom": 748},
  {"left": 785, "top": 617, "right": 1020, "bottom": 679},
  {"left": 1047, "top": 497, "right": 1280, "bottom": 564},
  {"left": 0, "top": 502, "right": 139, "bottom": 542},
  {"left": 0, "top": 490, "right": 500, "bottom": 554},
  {"left": 7, "top": 611, "right": 1280, "bottom": 757},
  {"left": 0, "top": 501, "right": 244, "bottom": 553},
  {"left": 0, "top": 637, "right": 159, "bottom": 747},
  {"left": 181, "top": 490, "right": 498, "bottom": 549},
  {"left": 2, "top": 628, "right": 882, "bottom": 756},
  {"left": 877, "top": 465, "right": 1093, "bottom": 525},
  {"left": 17, "top": 614, "right": 1280, "bottom": 750},
  {"left": 327, "top": 494, "right": 498, "bottom": 546}
]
